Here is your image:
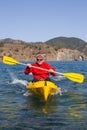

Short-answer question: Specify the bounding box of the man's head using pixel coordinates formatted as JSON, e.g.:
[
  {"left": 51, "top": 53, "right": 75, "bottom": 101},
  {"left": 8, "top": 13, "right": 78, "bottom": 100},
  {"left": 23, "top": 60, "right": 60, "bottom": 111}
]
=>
[{"left": 36, "top": 54, "right": 44, "bottom": 65}]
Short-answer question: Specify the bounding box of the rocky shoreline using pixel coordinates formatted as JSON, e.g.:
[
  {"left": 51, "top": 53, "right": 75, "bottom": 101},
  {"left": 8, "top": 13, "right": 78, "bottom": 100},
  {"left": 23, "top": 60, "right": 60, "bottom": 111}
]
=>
[
  {"left": 0, "top": 37, "right": 87, "bottom": 61},
  {"left": 0, "top": 42, "right": 86, "bottom": 62}
]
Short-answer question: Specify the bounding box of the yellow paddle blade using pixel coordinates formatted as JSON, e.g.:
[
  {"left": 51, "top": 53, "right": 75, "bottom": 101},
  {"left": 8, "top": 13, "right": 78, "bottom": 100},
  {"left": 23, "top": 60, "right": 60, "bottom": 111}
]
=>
[
  {"left": 62, "top": 72, "right": 84, "bottom": 83},
  {"left": 3, "top": 56, "right": 20, "bottom": 65}
]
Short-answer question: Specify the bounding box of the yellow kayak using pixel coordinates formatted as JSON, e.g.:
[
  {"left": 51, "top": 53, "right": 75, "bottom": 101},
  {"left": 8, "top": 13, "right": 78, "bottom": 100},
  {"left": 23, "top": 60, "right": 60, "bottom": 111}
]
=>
[{"left": 26, "top": 81, "right": 59, "bottom": 101}]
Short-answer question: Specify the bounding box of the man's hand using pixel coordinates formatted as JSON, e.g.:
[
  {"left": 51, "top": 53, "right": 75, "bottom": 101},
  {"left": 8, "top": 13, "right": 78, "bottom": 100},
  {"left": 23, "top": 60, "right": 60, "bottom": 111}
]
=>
[
  {"left": 48, "top": 69, "right": 55, "bottom": 73},
  {"left": 27, "top": 64, "right": 32, "bottom": 68}
]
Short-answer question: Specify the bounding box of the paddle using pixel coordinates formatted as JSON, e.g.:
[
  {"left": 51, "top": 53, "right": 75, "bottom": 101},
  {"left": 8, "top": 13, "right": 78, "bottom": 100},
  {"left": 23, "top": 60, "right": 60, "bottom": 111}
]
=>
[{"left": 3, "top": 56, "right": 84, "bottom": 83}]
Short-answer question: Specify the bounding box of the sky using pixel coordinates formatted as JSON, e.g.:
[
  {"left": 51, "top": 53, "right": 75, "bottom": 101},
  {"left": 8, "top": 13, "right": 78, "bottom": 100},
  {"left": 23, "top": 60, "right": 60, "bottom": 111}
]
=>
[{"left": 0, "top": 0, "right": 87, "bottom": 42}]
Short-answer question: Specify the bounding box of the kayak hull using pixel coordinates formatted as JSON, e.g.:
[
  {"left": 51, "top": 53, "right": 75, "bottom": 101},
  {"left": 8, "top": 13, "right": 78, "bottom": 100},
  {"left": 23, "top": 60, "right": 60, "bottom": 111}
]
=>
[{"left": 26, "top": 81, "right": 59, "bottom": 101}]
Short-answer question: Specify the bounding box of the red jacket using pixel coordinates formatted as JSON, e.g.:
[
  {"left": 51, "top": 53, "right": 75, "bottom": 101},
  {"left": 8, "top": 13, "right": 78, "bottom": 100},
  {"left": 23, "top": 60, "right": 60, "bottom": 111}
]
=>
[{"left": 24, "top": 62, "right": 56, "bottom": 79}]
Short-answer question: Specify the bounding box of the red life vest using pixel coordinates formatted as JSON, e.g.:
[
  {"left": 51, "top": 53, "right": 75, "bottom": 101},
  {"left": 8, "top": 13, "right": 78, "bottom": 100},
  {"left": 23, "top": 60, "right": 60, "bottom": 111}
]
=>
[{"left": 24, "top": 62, "right": 56, "bottom": 79}]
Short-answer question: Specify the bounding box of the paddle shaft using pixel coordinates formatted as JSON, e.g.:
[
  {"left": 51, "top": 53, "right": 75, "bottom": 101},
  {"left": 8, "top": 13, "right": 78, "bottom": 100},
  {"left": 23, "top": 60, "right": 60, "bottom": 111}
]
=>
[
  {"left": 19, "top": 62, "right": 61, "bottom": 75},
  {"left": 19, "top": 62, "right": 84, "bottom": 83}
]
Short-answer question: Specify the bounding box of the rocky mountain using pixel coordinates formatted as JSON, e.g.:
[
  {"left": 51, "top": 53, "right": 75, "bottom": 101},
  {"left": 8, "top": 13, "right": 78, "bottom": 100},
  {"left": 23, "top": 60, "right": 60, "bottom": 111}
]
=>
[{"left": 0, "top": 37, "right": 87, "bottom": 61}]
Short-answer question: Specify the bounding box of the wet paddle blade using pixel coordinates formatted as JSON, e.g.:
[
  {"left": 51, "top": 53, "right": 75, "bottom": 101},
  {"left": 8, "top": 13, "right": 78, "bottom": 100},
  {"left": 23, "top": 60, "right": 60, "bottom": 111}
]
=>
[
  {"left": 62, "top": 72, "right": 84, "bottom": 83},
  {"left": 3, "top": 56, "right": 20, "bottom": 65}
]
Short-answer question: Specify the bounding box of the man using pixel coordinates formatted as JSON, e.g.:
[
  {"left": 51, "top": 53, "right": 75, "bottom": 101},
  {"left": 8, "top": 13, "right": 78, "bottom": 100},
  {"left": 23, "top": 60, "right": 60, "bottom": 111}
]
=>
[{"left": 24, "top": 54, "right": 57, "bottom": 82}]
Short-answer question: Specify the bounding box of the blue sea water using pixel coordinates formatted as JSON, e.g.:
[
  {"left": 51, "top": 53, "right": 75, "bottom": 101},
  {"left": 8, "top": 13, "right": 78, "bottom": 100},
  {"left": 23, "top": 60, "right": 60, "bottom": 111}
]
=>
[{"left": 0, "top": 61, "right": 87, "bottom": 130}]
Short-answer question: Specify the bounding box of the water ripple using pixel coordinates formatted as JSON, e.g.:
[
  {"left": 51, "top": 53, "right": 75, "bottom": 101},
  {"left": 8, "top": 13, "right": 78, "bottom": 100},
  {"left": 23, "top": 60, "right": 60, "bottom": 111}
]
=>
[{"left": 0, "top": 61, "right": 87, "bottom": 130}]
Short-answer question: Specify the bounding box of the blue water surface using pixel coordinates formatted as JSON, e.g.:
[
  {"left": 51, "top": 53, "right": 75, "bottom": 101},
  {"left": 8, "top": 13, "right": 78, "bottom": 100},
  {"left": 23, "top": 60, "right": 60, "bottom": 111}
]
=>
[{"left": 0, "top": 61, "right": 87, "bottom": 130}]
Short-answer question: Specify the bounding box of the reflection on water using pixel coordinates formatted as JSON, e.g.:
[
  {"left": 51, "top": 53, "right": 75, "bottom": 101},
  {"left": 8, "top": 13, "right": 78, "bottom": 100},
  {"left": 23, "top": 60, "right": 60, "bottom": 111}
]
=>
[
  {"left": 64, "top": 91, "right": 86, "bottom": 119},
  {"left": 68, "top": 103, "right": 85, "bottom": 119},
  {"left": 25, "top": 90, "right": 86, "bottom": 118},
  {"left": 26, "top": 95, "right": 60, "bottom": 114},
  {"left": 0, "top": 61, "right": 87, "bottom": 129},
  {"left": 0, "top": 85, "right": 87, "bottom": 129}
]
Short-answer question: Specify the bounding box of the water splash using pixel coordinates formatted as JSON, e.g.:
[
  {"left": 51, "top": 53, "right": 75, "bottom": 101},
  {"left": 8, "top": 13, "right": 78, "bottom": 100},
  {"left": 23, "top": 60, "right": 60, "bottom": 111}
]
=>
[
  {"left": 23, "top": 90, "right": 32, "bottom": 96},
  {"left": 12, "top": 78, "right": 28, "bottom": 86},
  {"left": 53, "top": 88, "right": 67, "bottom": 96},
  {"left": 7, "top": 69, "right": 28, "bottom": 86}
]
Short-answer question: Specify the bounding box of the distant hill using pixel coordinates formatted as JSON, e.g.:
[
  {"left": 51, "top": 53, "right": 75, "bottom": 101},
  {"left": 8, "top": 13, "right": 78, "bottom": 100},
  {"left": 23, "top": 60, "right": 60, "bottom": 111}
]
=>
[
  {"left": 0, "top": 37, "right": 87, "bottom": 61},
  {"left": 0, "top": 38, "right": 25, "bottom": 43},
  {"left": 45, "top": 37, "right": 87, "bottom": 52}
]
